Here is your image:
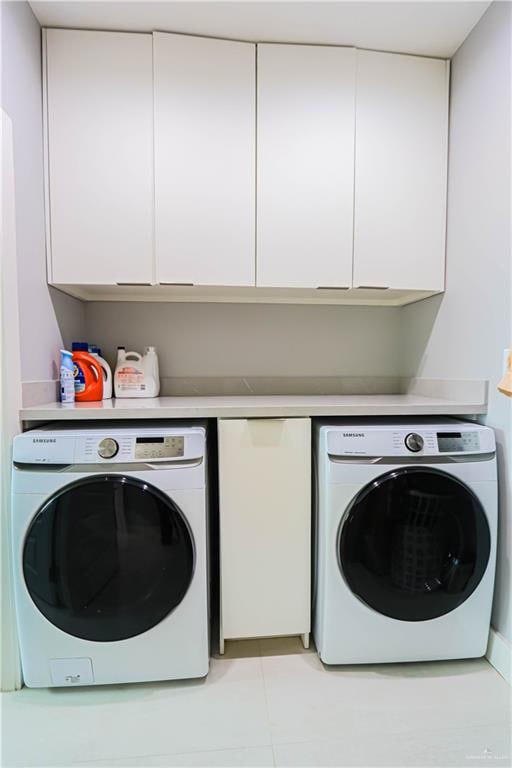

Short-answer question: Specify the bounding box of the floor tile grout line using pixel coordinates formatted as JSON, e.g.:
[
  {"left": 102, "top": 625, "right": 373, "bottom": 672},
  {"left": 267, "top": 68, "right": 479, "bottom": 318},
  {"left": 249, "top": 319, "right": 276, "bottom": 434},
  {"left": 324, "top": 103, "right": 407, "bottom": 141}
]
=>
[
  {"left": 69, "top": 742, "right": 276, "bottom": 767},
  {"left": 258, "top": 638, "right": 277, "bottom": 756}
]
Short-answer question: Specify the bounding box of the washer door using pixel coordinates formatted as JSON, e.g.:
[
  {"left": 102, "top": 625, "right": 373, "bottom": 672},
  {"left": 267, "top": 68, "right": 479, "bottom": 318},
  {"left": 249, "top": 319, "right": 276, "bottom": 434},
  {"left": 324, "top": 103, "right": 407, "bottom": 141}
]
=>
[
  {"left": 339, "top": 467, "right": 490, "bottom": 621},
  {"left": 23, "top": 475, "right": 195, "bottom": 641}
]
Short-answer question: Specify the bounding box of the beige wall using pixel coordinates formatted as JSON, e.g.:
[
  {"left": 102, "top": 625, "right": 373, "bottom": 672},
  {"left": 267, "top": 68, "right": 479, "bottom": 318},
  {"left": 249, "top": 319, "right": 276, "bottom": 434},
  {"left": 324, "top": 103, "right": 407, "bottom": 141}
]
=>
[
  {"left": 84, "top": 302, "right": 402, "bottom": 380},
  {"left": 403, "top": 1, "right": 512, "bottom": 643}
]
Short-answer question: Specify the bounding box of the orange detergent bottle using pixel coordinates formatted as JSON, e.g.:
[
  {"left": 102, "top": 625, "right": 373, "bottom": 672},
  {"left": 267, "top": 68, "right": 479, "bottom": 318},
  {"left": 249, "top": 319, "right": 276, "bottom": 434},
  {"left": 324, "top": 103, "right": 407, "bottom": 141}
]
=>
[{"left": 72, "top": 342, "right": 103, "bottom": 402}]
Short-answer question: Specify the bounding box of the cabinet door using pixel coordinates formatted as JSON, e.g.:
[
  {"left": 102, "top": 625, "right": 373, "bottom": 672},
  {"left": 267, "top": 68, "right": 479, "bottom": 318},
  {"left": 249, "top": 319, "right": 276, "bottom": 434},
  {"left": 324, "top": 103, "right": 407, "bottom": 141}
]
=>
[
  {"left": 154, "top": 33, "right": 255, "bottom": 286},
  {"left": 219, "top": 418, "right": 311, "bottom": 641},
  {"left": 257, "top": 45, "right": 355, "bottom": 289},
  {"left": 353, "top": 50, "right": 449, "bottom": 291},
  {"left": 45, "top": 29, "right": 153, "bottom": 285}
]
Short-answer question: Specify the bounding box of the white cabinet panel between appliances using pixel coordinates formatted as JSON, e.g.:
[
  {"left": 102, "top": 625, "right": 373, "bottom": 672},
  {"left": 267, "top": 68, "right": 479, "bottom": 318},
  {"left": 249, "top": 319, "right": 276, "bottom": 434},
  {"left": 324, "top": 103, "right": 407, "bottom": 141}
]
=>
[
  {"left": 257, "top": 45, "right": 356, "bottom": 289},
  {"left": 45, "top": 29, "right": 153, "bottom": 285},
  {"left": 353, "top": 50, "right": 449, "bottom": 292},
  {"left": 154, "top": 33, "right": 256, "bottom": 286},
  {"left": 218, "top": 418, "right": 311, "bottom": 646}
]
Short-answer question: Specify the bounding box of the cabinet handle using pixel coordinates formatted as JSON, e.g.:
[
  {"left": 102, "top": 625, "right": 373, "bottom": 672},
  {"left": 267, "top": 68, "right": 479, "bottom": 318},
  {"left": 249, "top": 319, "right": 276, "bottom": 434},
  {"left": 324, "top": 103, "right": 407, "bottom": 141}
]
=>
[
  {"left": 116, "top": 282, "right": 152, "bottom": 286},
  {"left": 316, "top": 286, "right": 350, "bottom": 290},
  {"left": 354, "top": 285, "right": 390, "bottom": 290},
  {"left": 249, "top": 418, "right": 287, "bottom": 422},
  {"left": 159, "top": 282, "right": 195, "bottom": 286}
]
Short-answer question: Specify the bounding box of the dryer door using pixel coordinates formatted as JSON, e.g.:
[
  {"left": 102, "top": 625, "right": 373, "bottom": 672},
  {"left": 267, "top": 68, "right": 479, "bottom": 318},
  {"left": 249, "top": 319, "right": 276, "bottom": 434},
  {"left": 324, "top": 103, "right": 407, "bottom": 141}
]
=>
[
  {"left": 338, "top": 467, "right": 491, "bottom": 621},
  {"left": 23, "top": 475, "right": 195, "bottom": 641}
]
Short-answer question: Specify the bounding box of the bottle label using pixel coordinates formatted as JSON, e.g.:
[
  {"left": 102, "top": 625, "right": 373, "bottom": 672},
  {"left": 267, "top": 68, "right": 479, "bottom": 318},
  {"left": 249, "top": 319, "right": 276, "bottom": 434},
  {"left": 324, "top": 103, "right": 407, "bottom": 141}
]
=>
[
  {"left": 73, "top": 363, "right": 86, "bottom": 393},
  {"left": 116, "top": 366, "right": 145, "bottom": 391},
  {"left": 61, "top": 368, "right": 75, "bottom": 403}
]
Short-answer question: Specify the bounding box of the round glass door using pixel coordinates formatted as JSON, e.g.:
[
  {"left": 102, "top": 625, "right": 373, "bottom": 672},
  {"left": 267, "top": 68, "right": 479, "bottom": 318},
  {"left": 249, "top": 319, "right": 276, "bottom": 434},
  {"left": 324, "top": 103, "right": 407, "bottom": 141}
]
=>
[
  {"left": 23, "top": 475, "right": 195, "bottom": 641},
  {"left": 338, "top": 468, "right": 490, "bottom": 621}
]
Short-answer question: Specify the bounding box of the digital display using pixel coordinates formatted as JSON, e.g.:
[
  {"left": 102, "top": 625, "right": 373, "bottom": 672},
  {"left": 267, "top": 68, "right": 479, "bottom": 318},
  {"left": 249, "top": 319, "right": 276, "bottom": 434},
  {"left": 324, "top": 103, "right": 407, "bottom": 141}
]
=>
[
  {"left": 134, "top": 436, "right": 185, "bottom": 459},
  {"left": 437, "top": 431, "right": 480, "bottom": 453},
  {"left": 437, "top": 433, "right": 462, "bottom": 453}
]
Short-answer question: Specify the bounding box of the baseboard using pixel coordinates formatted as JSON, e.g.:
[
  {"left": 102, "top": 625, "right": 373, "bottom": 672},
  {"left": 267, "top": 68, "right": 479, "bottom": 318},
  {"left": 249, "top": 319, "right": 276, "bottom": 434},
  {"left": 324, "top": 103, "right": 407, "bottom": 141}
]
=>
[{"left": 486, "top": 628, "right": 511, "bottom": 684}]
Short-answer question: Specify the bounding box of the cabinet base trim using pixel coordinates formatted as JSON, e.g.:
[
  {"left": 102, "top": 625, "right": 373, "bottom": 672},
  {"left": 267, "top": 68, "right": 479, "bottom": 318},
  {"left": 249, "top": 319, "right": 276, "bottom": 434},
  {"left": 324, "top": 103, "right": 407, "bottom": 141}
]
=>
[{"left": 50, "top": 282, "right": 443, "bottom": 307}]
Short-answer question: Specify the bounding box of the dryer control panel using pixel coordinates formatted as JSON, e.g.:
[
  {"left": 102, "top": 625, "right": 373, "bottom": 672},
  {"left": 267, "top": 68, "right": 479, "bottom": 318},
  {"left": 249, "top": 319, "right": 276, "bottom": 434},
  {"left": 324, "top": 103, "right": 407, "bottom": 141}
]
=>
[{"left": 326, "top": 423, "right": 495, "bottom": 458}]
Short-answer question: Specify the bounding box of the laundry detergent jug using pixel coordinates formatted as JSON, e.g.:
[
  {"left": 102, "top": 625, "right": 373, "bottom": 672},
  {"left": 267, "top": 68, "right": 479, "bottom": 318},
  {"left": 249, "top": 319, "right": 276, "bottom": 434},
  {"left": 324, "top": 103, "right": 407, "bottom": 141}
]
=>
[
  {"left": 72, "top": 342, "right": 103, "bottom": 401},
  {"left": 114, "top": 346, "right": 160, "bottom": 398}
]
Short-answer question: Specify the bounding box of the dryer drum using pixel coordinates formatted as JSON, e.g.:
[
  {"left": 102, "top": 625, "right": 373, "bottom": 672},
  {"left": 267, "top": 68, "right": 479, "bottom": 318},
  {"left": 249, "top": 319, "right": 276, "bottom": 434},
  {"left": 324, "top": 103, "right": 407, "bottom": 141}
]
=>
[
  {"left": 23, "top": 474, "right": 195, "bottom": 642},
  {"left": 338, "top": 467, "right": 491, "bottom": 622},
  {"left": 390, "top": 489, "right": 452, "bottom": 593}
]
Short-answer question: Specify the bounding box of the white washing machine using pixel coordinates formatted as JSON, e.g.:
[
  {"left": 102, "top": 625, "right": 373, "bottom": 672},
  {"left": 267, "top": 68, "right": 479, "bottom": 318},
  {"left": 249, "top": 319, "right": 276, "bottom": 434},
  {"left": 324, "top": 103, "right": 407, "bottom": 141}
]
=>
[
  {"left": 12, "top": 422, "right": 209, "bottom": 687},
  {"left": 313, "top": 418, "right": 497, "bottom": 665}
]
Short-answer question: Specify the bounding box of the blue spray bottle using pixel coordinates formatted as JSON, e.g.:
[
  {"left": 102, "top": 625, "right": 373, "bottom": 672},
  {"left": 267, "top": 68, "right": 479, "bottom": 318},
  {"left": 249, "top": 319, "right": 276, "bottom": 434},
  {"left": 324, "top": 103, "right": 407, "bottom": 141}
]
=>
[{"left": 60, "top": 349, "right": 75, "bottom": 403}]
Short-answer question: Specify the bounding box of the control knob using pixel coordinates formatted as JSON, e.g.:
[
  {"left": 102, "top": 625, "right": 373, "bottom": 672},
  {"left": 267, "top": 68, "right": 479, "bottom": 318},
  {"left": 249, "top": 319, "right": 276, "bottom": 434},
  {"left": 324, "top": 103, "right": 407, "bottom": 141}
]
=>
[
  {"left": 404, "top": 433, "right": 424, "bottom": 453},
  {"left": 97, "top": 438, "right": 119, "bottom": 459}
]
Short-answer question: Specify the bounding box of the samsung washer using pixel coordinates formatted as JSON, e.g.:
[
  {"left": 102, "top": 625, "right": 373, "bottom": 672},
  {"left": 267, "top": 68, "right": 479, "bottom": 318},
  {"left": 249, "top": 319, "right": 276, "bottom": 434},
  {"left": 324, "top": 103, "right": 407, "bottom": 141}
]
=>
[
  {"left": 12, "top": 422, "right": 209, "bottom": 687},
  {"left": 313, "top": 418, "right": 497, "bottom": 664}
]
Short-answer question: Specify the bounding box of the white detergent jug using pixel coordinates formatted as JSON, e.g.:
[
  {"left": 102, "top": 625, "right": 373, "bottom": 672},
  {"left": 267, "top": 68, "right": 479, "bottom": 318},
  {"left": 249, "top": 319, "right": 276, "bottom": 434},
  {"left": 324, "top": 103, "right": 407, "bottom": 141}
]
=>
[
  {"left": 89, "top": 346, "right": 113, "bottom": 400},
  {"left": 114, "top": 346, "right": 160, "bottom": 398}
]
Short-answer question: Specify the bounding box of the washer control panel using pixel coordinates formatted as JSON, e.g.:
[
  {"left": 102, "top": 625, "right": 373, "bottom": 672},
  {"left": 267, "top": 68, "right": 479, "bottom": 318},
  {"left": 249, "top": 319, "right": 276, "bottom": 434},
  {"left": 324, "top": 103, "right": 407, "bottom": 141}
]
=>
[
  {"left": 13, "top": 428, "right": 205, "bottom": 465},
  {"left": 83, "top": 433, "right": 189, "bottom": 462}
]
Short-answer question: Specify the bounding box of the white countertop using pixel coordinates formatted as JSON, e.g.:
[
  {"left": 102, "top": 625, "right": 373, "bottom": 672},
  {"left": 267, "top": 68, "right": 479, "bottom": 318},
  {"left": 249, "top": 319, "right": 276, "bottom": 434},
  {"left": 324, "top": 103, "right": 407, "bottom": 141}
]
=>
[{"left": 20, "top": 392, "right": 487, "bottom": 422}]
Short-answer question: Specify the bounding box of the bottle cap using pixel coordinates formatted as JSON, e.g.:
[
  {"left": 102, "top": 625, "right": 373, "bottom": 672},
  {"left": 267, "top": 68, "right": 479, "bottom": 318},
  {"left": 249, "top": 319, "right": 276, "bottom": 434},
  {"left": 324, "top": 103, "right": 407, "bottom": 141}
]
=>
[{"left": 72, "top": 342, "right": 88, "bottom": 351}]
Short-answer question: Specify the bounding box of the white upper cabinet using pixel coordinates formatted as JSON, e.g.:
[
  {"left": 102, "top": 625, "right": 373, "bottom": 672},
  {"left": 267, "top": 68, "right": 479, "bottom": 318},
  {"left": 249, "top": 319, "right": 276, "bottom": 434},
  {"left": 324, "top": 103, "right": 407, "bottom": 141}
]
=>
[
  {"left": 257, "top": 45, "right": 356, "bottom": 289},
  {"left": 353, "top": 50, "right": 449, "bottom": 291},
  {"left": 43, "top": 30, "right": 449, "bottom": 305},
  {"left": 154, "top": 33, "right": 256, "bottom": 286},
  {"left": 45, "top": 29, "right": 153, "bottom": 285}
]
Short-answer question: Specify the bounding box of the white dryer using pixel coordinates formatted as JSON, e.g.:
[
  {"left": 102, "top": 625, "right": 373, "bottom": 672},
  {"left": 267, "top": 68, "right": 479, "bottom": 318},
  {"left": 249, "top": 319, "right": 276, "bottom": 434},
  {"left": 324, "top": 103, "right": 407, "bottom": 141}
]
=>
[
  {"left": 313, "top": 419, "right": 497, "bottom": 665},
  {"left": 12, "top": 423, "right": 209, "bottom": 687}
]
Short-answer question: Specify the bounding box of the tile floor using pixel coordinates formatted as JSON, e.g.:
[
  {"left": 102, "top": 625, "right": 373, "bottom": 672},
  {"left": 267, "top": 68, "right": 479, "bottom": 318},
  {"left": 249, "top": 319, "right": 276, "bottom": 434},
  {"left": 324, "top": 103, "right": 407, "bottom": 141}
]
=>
[{"left": 1, "top": 638, "right": 510, "bottom": 768}]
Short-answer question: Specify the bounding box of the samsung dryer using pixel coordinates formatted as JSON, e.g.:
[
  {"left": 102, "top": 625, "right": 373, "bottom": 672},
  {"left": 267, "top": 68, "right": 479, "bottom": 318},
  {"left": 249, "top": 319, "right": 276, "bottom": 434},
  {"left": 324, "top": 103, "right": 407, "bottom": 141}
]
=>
[
  {"left": 313, "top": 419, "right": 497, "bottom": 665},
  {"left": 12, "top": 423, "right": 209, "bottom": 687}
]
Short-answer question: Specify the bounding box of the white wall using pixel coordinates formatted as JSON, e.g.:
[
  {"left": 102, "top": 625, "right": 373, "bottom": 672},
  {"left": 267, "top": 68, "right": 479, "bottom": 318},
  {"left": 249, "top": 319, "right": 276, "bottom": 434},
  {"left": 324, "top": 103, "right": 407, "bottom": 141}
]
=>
[
  {"left": 1, "top": 111, "right": 23, "bottom": 691},
  {"left": 1, "top": 0, "right": 85, "bottom": 386},
  {"left": 403, "top": 1, "right": 511, "bottom": 644},
  {"left": 84, "top": 302, "right": 402, "bottom": 382},
  {"left": 1, "top": 0, "right": 86, "bottom": 690}
]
